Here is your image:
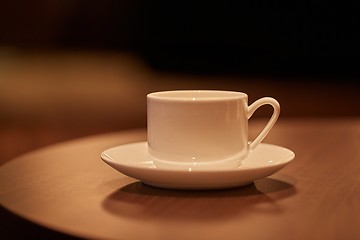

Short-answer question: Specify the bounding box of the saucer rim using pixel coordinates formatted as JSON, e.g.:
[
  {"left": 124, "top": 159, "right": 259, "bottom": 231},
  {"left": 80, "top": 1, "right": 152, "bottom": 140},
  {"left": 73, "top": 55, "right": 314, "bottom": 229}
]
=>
[
  {"left": 100, "top": 142, "right": 295, "bottom": 189},
  {"left": 101, "top": 141, "right": 295, "bottom": 173}
]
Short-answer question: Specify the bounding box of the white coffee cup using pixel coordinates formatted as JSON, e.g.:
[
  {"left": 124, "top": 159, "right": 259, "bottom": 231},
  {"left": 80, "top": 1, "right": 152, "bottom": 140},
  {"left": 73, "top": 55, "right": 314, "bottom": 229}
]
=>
[{"left": 147, "top": 90, "right": 280, "bottom": 170}]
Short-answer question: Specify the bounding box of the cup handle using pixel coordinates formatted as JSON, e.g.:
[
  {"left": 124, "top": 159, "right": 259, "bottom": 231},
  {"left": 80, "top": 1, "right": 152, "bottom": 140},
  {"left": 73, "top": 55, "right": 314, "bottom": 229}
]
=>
[{"left": 247, "top": 97, "right": 280, "bottom": 150}]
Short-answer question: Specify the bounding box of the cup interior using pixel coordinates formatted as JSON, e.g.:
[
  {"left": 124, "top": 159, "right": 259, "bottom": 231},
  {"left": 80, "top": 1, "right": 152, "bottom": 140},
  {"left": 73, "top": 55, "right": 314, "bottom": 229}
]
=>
[{"left": 148, "top": 90, "right": 246, "bottom": 101}]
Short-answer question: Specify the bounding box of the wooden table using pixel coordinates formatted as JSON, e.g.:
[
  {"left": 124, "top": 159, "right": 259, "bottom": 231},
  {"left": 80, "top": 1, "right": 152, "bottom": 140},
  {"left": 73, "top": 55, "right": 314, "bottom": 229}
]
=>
[{"left": 0, "top": 118, "right": 359, "bottom": 240}]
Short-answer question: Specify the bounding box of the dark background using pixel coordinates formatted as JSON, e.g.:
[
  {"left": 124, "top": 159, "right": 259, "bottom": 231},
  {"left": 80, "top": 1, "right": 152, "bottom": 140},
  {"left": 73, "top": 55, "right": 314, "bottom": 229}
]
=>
[{"left": 1, "top": 0, "right": 359, "bottom": 77}]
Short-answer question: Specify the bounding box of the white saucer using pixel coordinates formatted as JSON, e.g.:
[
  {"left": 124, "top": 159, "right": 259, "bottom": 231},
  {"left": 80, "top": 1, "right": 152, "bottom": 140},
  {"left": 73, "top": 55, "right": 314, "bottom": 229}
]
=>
[{"left": 101, "top": 142, "right": 295, "bottom": 190}]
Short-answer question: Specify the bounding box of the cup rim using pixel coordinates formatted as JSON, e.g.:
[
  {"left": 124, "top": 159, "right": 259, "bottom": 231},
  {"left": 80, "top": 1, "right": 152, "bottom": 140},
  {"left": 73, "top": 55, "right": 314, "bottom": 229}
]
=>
[{"left": 147, "top": 90, "right": 247, "bottom": 102}]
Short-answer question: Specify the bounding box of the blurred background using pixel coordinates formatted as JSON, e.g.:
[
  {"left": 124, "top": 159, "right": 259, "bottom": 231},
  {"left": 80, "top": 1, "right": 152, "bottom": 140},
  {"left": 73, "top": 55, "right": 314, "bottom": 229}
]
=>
[
  {"left": 0, "top": 1, "right": 359, "bottom": 238},
  {"left": 1, "top": 0, "right": 359, "bottom": 163},
  {"left": 0, "top": 0, "right": 360, "bottom": 163}
]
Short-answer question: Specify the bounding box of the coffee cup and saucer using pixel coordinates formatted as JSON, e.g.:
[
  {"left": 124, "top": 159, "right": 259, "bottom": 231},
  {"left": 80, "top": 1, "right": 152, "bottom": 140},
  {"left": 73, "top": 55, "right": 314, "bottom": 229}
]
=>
[{"left": 101, "top": 90, "right": 295, "bottom": 190}]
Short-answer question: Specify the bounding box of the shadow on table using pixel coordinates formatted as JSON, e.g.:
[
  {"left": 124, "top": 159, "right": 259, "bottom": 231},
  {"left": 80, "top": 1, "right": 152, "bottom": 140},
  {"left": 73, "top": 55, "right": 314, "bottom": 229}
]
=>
[
  {"left": 102, "top": 175, "right": 297, "bottom": 222},
  {"left": 0, "top": 205, "right": 82, "bottom": 240}
]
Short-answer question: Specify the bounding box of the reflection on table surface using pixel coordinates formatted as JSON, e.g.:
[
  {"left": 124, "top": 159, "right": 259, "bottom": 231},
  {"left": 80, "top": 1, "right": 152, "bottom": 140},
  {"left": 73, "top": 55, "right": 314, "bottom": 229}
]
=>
[{"left": 0, "top": 119, "right": 359, "bottom": 239}]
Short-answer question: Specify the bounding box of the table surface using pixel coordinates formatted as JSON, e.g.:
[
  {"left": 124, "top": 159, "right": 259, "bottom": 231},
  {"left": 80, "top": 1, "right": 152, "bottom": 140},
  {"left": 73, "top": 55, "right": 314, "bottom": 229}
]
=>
[{"left": 0, "top": 118, "right": 359, "bottom": 240}]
